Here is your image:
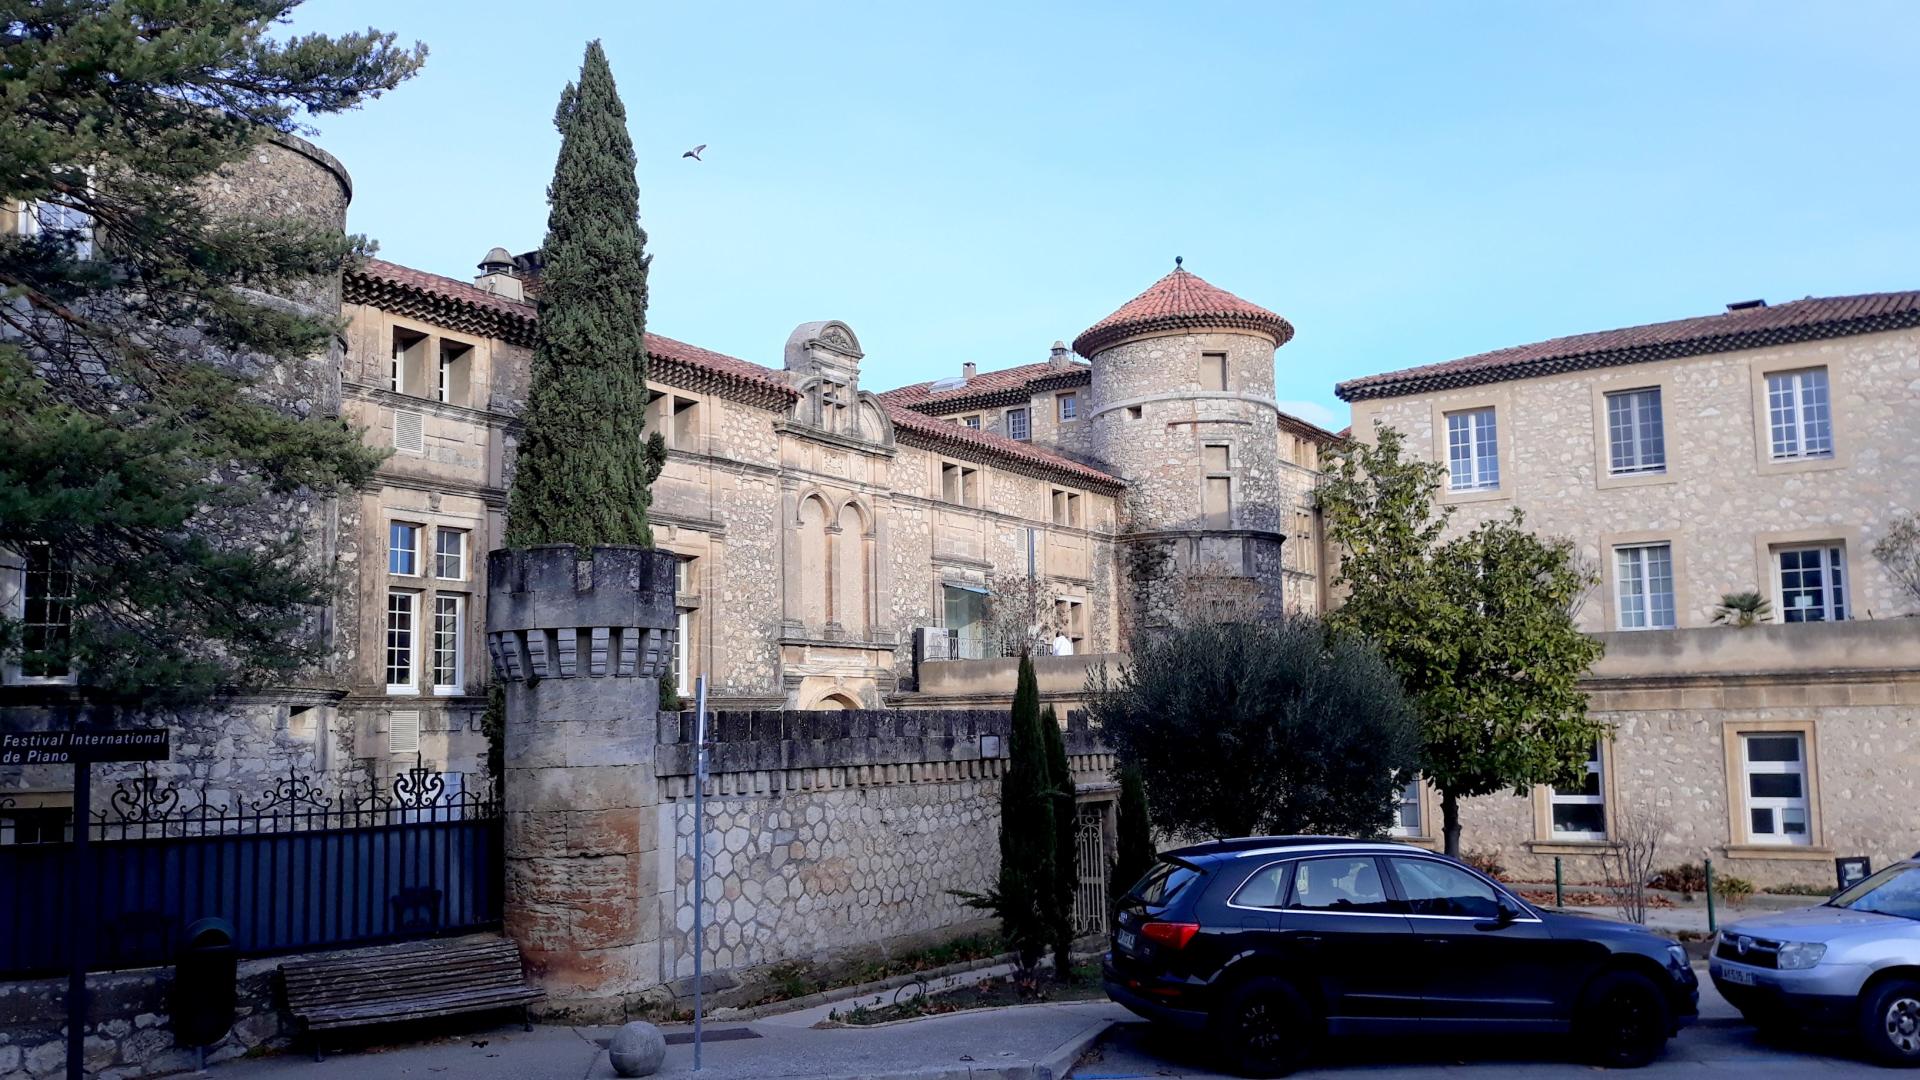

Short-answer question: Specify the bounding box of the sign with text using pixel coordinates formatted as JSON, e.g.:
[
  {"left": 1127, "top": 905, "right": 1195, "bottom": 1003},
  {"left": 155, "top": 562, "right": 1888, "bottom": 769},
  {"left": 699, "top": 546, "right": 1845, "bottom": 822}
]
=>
[{"left": 0, "top": 729, "right": 170, "bottom": 765}]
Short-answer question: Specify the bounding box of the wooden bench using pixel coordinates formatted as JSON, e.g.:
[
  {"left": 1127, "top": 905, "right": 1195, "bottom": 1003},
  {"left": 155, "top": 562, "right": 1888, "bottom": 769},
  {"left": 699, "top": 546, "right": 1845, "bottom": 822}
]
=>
[{"left": 281, "top": 938, "right": 544, "bottom": 1060}]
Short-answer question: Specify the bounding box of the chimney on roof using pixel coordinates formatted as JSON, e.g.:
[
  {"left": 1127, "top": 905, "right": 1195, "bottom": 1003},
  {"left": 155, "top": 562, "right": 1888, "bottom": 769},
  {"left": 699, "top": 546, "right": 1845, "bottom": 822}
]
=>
[
  {"left": 474, "top": 246, "right": 524, "bottom": 301},
  {"left": 1048, "top": 340, "right": 1071, "bottom": 369},
  {"left": 1726, "top": 299, "right": 1767, "bottom": 312},
  {"left": 962, "top": 362, "right": 977, "bottom": 380}
]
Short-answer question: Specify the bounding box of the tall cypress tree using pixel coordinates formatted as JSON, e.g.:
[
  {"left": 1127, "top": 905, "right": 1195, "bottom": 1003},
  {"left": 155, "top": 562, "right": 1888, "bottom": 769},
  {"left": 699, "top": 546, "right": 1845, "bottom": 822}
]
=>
[
  {"left": 1110, "top": 763, "right": 1155, "bottom": 908},
  {"left": 995, "top": 653, "right": 1055, "bottom": 976},
  {"left": 506, "top": 41, "right": 665, "bottom": 549},
  {"left": 1040, "top": 705, "right": 1078, "bottom": 978}
]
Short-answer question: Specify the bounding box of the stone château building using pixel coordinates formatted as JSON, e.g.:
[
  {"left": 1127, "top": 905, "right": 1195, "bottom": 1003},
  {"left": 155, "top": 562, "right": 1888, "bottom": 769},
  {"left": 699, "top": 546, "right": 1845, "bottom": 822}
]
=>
[
  {"left": 328, "top": 254, "right": 1333, "bottom": 781},
  {"left": 1, "top": 125, "right": 1333, "bottom": 822},
  {"left": 1340, "top": 292, "right": 1920, "bottom": 885}
]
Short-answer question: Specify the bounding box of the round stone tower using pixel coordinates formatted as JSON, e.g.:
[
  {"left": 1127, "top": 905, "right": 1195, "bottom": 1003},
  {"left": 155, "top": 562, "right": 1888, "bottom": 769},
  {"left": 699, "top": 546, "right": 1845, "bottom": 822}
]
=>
[{"left": 1073, "top": 262, "right": 1297, "bottom": 629}]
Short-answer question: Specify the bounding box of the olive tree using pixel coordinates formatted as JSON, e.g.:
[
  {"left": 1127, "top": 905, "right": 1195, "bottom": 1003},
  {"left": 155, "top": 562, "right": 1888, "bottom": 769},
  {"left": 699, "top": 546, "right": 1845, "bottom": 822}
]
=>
[{"left": 1086, "top": 617, "right": 1419, "bottom": 840}]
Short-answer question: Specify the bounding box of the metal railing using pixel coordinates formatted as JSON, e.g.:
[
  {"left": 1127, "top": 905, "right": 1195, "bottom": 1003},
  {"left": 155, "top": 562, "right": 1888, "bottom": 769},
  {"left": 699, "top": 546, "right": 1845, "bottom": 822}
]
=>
[{"left": 0, "top": 760, "right": 502, "bottom": 976}]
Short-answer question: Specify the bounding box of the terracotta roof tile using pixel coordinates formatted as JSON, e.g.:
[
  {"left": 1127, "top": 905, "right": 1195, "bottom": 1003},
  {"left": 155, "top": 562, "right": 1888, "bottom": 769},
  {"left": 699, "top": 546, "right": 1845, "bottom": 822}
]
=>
[
  {"left": 1337, "top": 291, "right": 1920, "bottom": 402},
  {"left": 349, "top": 259, "right": 797, "bottom": 409},
  {"left": 879, "top": 360, "right": 1090, "bottom": 412},
  {"left": 883, "top": 403, "right": 1123, "bottom": 491},
  {"left": 350, "top": 259, "right": 1119, "bottom": 489},
  {"left": 1073, "top": 268, "right": 1294, "bottom": 358}
]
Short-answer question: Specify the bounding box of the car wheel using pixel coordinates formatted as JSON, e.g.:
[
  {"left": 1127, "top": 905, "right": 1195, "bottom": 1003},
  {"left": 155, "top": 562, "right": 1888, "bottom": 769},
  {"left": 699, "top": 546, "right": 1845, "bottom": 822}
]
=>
[
  {"left": 1576, "top": 969, "right": 1671, "bottom": 1068},
  {"left": 1859, "top": 978, "right": 1920, "bottom": 1068},
  {"left": 1214, "top": 976, "right": 1317, "bottom": 1078}
]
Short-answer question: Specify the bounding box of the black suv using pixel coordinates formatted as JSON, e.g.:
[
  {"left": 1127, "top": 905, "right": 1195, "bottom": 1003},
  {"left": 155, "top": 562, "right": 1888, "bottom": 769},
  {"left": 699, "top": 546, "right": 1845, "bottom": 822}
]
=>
[{"left": 1104, "top": 837, "right": 1698, "bottom": 1077}]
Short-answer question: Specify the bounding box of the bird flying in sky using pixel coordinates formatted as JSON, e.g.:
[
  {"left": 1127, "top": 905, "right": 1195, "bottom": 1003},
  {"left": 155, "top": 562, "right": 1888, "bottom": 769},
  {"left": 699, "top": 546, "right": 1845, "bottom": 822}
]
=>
[{"left": 682, "top": 144, "right": 706, "bottom": 161}]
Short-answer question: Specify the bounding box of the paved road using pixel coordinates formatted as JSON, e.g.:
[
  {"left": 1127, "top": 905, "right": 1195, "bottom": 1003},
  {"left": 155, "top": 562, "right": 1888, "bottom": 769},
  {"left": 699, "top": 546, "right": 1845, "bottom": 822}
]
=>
[
  {"left": 1070, "top": 976, "right": 1877, "bottom": 1078},
  {"left": 1070, "top": 1019, "right": 1877, "bottom": 1078}
]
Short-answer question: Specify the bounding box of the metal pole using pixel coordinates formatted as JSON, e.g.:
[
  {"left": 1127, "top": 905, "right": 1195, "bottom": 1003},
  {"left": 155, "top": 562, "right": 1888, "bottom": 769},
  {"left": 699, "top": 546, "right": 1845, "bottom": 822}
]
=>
[
  {"left": 1705, "top": 858, "right": 1717, "bottom": 934},
  {"left": 691, "top": 675, "right": 709, "bottom": 1071},
  {"left": 1554, "top": 856, "right": 1564, "bottom": 909},
  {"left": 67, "top": 759, "right": 90, "bottom": 1080}
]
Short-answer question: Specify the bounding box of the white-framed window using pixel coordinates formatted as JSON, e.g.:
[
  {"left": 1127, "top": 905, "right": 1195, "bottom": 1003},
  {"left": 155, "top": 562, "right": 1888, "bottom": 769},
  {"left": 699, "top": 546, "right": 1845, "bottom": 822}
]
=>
[
  {"left": 1004, "top": 407, "right": 1030, "bottom": 442},
  {"left": 388, "top": 522, "right": 420, "bottom": 576},
  {"left": 1549, "top": 741, "right": 1607, "bottom": 840},
  {"left": 1777, "top": 545, "right": 1847, "bottom": 623},
  {"left": 1445, "top": 408, "right": 1499, "bottom": 491},
  {"left": 1766, "top": 367, "right": 1833, "bottom": 460},
  {"left": 1389, "top": 775, "right": 1422, "bottom": 838},
  {"left": 390, "top": 344, "right": 405, "bottom": 394},
  {"left": 434, "top": 528, "right": 466, "bottom": 581},
  {"left": 385, "top": 590, "right": 419, "bottom": 694},
  {"left": 1614, "top": 543, "right": 1675, "bottom": 630},
  {"left": 430, "top": 594, "right": 463, "bottom": 694},
  {"left": 962, "top": 415, "right": 980, "bottom": 430},
  {"left": 1741, "top": 733, "right": 1811, "bottom": 845},
  {"left": 8, "top": 544, "right": 76, "bottom": 684},
  {"left": 1606, "top": 387, "right": 1665, "bottom": 475},
  {"left": 1057, "top": 392, "right": 1078, "bottom": 421},
  {"left": 18, "top": 199, "right": 94, "bottom": 259},
  {"left": 674, "top": 609, "right": 691, "bottom": 694}
]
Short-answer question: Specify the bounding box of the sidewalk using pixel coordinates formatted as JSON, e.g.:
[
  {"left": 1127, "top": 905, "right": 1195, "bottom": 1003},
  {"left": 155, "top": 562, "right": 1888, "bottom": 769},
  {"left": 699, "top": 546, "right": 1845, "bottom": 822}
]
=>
[{"left": 203, "top": 996, "right": 1128, "bottom": 1080}]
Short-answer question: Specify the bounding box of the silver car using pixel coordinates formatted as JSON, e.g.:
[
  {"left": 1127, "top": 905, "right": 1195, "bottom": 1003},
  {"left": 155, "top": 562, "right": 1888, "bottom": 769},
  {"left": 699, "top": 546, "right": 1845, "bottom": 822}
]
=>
[{"left": 1709, "top": 857, "right": 1920, "bottom": 1067}]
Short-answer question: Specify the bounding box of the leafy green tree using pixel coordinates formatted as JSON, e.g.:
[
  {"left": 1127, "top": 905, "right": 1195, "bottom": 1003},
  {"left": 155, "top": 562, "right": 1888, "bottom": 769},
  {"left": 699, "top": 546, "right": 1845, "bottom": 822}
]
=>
[
  {"left": 1320, "top": 425, "right": 1606, "bottom": 856},
  {"left": 1040, "top": 705, "right": 1077, "bottom": 976},
  {"left": 958, "top": 653, "right": 1055, "bottom": 976},
  {"left": 506, "top": 40, "right": 666, "bottom": 549},
  {"left": 0, "top": 1, "right": 422, "bottom": 704},
  {"left": 1109, "top": 763, "right": 1154, "bottom": 906},
  {"left": 1087, "top": 618, "right": 1419, "bottom": 840}
]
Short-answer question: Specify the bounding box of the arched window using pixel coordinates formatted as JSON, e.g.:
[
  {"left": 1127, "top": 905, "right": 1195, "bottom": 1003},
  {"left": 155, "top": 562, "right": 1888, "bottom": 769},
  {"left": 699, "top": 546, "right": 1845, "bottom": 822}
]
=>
[
  {"left": 835, "top": 502, "right": 869, "bottom": 640},
  {"left": 796, "top": 495, "right": 831, "bottom": 632}
]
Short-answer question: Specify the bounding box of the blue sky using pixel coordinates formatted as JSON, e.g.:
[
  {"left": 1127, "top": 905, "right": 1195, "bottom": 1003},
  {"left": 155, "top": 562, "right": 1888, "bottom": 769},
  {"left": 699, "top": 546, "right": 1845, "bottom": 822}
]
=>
[{"left": 291, "top": 1, "right": 1920, "bottom": 430}]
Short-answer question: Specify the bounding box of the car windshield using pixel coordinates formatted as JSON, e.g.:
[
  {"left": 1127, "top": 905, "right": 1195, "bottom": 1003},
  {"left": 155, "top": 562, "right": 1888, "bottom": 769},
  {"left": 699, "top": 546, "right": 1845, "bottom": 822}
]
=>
[
  {"left": 1132, "top": 859, "right": 1201, "bottom": 907},
  {"left": 1828, "top": 863, "right": 1920, "bottom": 920}
]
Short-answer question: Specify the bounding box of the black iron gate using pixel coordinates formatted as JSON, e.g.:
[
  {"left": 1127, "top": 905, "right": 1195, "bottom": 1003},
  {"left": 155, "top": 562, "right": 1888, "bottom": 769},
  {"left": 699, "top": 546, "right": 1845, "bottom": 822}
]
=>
[{"left": 0, "top": 759, "right": 502, "bottom": 976}]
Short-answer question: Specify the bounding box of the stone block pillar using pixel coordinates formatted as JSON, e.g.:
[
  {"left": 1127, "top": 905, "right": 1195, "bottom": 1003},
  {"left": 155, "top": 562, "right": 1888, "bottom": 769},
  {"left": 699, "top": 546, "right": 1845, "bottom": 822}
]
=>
[{"left": 486, "top": 544, "right": 677, "bottom": 1021}]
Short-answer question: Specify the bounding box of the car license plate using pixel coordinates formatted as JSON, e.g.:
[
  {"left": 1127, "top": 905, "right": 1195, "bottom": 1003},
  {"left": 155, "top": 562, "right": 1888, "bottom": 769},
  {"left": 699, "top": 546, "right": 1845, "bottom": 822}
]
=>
[
  {"left": 1116, "top": 929, "right": 1136, "bottom": 952},
  {"left": 1721, "top": 967, "right": 1756, "bottom": 986}
]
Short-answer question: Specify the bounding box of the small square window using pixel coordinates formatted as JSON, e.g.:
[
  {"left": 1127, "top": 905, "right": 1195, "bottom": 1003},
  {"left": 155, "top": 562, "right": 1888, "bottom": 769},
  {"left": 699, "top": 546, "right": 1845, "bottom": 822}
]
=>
[
  {"left": 1005, "top": 407, "right": 1030, "bottom": 441},
  {"left": 1777, "top": 545, "right": 1847, "bottom": 622},
  {"left": 961, "top": 415, "right": 980, "bottom": 430},
  {"left": 1126, "top": 405, "right": 1143, "bottom": 420},
  {"left": 388, "top": 523, "right": 421, "bottom": 576},
  {"left": 1057, "top": 393, "right": 1078, "bottom": 421},
  {"left": 1200, "top": 353, "right": 1228, "bottom": 392},
  {"left": 434, "top": 529, "right": 467, "bottom": 580}
]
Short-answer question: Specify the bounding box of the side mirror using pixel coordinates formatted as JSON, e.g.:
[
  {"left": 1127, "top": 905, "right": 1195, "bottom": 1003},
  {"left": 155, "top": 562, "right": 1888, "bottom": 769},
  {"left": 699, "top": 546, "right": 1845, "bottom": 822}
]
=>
[{"left": 1478, "top": 900, "right": 1521, "bottom": 930}]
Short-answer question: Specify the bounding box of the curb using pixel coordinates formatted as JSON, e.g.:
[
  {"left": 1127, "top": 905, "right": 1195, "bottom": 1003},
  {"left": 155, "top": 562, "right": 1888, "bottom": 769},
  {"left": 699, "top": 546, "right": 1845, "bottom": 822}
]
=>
[{"left": 708, "top": 952, "right": 1017, "bottom": 1022}]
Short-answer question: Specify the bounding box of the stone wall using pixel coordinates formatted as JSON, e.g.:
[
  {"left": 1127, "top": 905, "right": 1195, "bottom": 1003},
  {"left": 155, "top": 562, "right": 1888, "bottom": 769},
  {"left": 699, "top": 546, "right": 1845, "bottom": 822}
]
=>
[
  {"left": 1402, "top": 622, "right": 1920, "bottom": 888},
  {"left": 0, "top": 934, "right": 520, "bottom": 1080},
  {"left": 1347, "top": 326, "right": 1920, "bottom": 629},
  {"left": 650, "top": 709, "right": 1115, "bottom": 988}
]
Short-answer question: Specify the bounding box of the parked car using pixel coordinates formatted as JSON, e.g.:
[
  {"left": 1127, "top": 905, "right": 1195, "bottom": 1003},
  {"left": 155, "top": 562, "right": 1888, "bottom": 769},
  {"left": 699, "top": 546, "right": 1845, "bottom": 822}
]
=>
[
  {"left": 1103, "top": 837, "right": 1698, "bottom": 1077},
  {"left": 1709, "top": 856, "right": 1920, "bottom": 1066}
]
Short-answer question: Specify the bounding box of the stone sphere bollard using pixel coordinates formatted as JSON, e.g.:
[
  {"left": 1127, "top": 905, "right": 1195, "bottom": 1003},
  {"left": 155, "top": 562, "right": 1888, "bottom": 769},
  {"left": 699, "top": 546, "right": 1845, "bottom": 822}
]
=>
[{"left": 609, "top": 1020, "right": 668, "bottom": 1077}]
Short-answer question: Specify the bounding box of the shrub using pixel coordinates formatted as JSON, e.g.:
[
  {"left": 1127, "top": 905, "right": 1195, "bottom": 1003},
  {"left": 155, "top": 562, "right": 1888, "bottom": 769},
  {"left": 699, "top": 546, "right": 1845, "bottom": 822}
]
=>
[
  {"left": 1462, "top": 847, "right": 1506, "bottom": 880},
  {"left": 1650, "top": 863, "right": 1709, "bottom": 894},
  {"left": 1716, "top": 875, "right": 1755, "bottom": 900},
  {"left": 1086, "top": 618, "right": 1419, "bottom": 840}
]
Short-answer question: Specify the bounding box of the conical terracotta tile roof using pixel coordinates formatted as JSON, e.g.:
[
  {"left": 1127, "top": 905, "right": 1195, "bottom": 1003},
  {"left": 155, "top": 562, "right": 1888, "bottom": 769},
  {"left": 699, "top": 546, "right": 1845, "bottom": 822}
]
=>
[{"left": 1072, "top": 267, "right": 1293, "bottom": 358}]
